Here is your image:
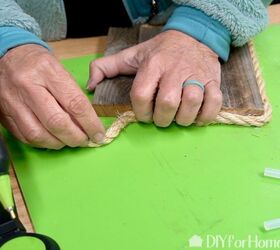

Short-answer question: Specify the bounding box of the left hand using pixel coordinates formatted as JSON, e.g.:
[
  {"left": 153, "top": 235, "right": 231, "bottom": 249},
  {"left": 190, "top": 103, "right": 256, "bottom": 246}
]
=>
[{"left": 87, "top": 30, "right": 222, "bottom": 127}]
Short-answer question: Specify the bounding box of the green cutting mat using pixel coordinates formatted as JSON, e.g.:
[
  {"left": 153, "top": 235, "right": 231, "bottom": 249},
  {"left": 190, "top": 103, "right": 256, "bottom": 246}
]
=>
[{"left": 4, "top": 25, "right": 280, "bottom": 250}]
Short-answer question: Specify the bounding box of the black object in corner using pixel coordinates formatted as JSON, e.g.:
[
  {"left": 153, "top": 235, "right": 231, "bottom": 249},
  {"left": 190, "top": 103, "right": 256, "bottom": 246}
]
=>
[
  {"left": 64, "top": 0, "right": 132, "bottom": 38},
  {"left": 0, "top": 204, "right": 60, "bottom": 249}
]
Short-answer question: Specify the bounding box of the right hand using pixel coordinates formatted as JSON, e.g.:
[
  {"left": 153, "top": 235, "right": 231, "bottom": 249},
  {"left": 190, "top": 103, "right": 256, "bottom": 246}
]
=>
[{"left": 0, "top": 44, "right": 105, "bottom": 149}]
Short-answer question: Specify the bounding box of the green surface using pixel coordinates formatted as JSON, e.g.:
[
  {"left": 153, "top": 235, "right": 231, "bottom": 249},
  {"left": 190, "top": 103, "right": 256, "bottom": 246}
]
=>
[
  {"left": 4, "top": 26, "right": 280, "bottom": 250},
  {"left": 1, "top": 236, "right": 45, "bottom": 250}
]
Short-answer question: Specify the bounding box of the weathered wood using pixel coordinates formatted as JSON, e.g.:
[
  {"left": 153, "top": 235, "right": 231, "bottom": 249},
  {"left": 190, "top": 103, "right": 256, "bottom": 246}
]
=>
[
  {"left": 93, "top": 27, "right": 138, "bottom": 116},
  {"left": 138, "top": 24, "right": 163, "bottom": 42},
  {"left": 221, "top": 45, "right": 263, "bottom": 115},
  {"left": 93, "top": 25, "right": 264, "bottom": 117}
]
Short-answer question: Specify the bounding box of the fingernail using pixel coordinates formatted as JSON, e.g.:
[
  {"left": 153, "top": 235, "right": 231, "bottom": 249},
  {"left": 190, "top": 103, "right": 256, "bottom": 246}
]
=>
[
  {"left": 94, "top": 132, "right": 105, "bottom": 144},
  {"left": 87, "top": 85, "right": 94, "bottom": 91},
  {"left": 86, "top": 79, "right": 93, "bottom": 90}
]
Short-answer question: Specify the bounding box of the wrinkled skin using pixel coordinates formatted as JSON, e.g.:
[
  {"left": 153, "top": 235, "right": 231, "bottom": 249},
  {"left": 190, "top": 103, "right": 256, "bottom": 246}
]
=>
[
  {"left": 0, "top": 30, "right": 222, "bottom": 149},
  {"left": 0, "top": 44, "right": 105, "bottom": 149},
  {"left": 88, "top": 30, "right": 222, "bottom": 127}
]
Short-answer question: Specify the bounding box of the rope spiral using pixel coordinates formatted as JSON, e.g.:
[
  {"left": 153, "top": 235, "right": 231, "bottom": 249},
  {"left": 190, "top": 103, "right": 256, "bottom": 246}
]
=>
[{"left": 88, "top": 41, "right": 272, "bottom": 147}]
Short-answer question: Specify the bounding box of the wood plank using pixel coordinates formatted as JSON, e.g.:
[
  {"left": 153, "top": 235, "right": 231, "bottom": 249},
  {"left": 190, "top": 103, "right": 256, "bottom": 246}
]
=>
[
  {"left": 220, "top": 45, "right": 263, "bottom": 115},
  {"left": 138, "top": 24, "right": 163, "bottom": 42},
  {"left": 48, "top": 36, "right": 107, "bottom": 60},
  {"left": 269, "top": 4, "right": 280, "bottom": 25},
  {"left": 93, "top": 27, "right": 139, "bottom": 116},
  {"left": 10, "top": 165, "right": 34, "bottom": 232},
  {"left": 93, "top": 25, "right": 264, "bottom": 117}
]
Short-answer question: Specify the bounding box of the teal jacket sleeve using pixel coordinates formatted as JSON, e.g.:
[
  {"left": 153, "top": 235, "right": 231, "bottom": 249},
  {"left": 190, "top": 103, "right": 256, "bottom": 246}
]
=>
[
  {"left": 0, "top": 0, "right": 50, "bottom": 58},
  {"left": 172, "top": 0, "right": 271, "bottom": 47},
  {"left": 0, "top": 26, "right": 50, "bottom": 58},
  {"left": 163, "top": 6, "right": 231, "bottom": 61},
  {"left": 0, "top": 0, "right": 41, "bottom": 37}
]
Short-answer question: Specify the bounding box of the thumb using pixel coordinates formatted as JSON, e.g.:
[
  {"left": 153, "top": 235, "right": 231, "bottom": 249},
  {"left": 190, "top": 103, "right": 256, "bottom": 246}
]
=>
[{"left": 87, "top": 47, "right": 139, "bottom": 91}]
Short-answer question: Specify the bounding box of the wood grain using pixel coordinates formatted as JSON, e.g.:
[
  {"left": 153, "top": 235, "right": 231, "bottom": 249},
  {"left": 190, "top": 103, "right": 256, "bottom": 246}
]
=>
[
  {"left": 93, "top": 27, "right": 139, "bottom": 115},
  {"left": 269, "top": 4, "right": 280, "bottom": 25},
  {"left": 10, "top": 165, "right": 34, "bottom": 232},
  {"left": 48, "top": 36, "right": 107, "bottom": 60},
  {"left": 93, "top": 25, "right": 264, "bottom": 116},
  {"left": 220, "top": 45, "right": 263, "bottom": 115}
]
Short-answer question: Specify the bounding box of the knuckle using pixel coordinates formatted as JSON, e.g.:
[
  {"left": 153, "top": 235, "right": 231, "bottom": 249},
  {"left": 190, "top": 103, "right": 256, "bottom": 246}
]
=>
[
  {"left": 183, "top": 91, "right": 202, "bottom": 106},
  {"left": 25, "top": 128, "right": 44, "bottom": 143},
  {"left": 68, "top": 95, "right": 89, "bottom": 116},
  {"left": 90, "top": 58, "right": 109, "bottom": 74},
  {"left": 130, "top": 90, "right": 150, "bottom": 105},
  {"left": 158, "top": 96, "right": 178, "bottom": 112},
  {"left": 121, "top": 50, "right": 135, "bottom": 67},
  {"left": 12, "top": 71, "right": 30, "bottom": 85},
  {"left": 210, "top": 92, "right": 223, "bottom": 106},
  {"left": 46, "top": 113, "right": 69, "bottom": 131},
  {"left": 37, "top": 53, "right": 54, "bottom": 68}
]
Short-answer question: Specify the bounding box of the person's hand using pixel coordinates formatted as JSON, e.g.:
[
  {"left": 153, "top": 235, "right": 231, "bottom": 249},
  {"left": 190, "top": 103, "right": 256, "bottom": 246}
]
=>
[
  {"left": 0, "top": 44, "right": 105, "bottom": 149},
  {"left": 88, "top": 30, "right": 222, "bottom": 127}
]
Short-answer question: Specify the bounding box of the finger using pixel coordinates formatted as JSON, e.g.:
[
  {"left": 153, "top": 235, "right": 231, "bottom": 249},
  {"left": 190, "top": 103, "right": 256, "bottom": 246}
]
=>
[
  {"left": 196, "top": 81, "right": 223, "bottom": 125},
  {"left": 88, "top": 48, "right": 138, "bottom": 90},
  {"left": 9, "top": 102, "right": 65, "bottom": 149},
  {"left": 153, "top": 72, "right": 182, "bottom": 127},
  {"left": 23, "top": 86, "right": 89, "bottom": 147},
  {"left": 175, "top": 83, "right": 204, "bottom": 126},
  {"left": 0, "top": 115, "right": 27, "bottom": 143},
  {"left": 130, "top": 59, "right": 161, "bottom": 122},
  {"left": 45, "top": 71, "right": 105, "bottom": 143}
]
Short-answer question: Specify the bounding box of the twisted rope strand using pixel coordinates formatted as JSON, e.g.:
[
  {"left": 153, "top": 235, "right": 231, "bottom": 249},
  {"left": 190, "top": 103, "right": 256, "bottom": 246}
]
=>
[
  {"left": 88, "top": 41, "right": 272, "bottom": 147},
  {"left": 87, "top": 111, "right": 137, "bottom": 147}
]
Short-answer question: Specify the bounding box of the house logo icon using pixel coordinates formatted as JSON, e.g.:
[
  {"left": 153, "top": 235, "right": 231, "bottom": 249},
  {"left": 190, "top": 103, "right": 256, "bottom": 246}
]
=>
[{"left": 189, "top": 234, "right": 203, "bottom": 248}]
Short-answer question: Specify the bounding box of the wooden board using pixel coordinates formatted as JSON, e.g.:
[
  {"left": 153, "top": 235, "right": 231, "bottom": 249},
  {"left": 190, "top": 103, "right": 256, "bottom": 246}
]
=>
[
  {"left": 269, "top": 4, "right": 280, "bottom": 25},
  {"left": 49, "top": 36, "right": 107, "bottom": 60},
  {"left": 10, "top": 165, "right": 34, "bottom": 232},
  {"left": 93, "top": 25, "right": 264, "bottom": 116}
]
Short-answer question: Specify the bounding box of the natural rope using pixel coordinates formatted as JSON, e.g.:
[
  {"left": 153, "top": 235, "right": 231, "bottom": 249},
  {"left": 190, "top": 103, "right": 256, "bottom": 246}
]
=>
[
  {"left": 88, "top": 41, "right": 272, "bottom": 147},
  {"left": 87, "top": 111, "right": 137, "bottom": 147}
]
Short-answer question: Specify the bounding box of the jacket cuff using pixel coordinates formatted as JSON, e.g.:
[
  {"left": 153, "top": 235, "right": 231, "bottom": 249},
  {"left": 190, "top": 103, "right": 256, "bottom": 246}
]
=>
[
  {"left": 163, "top": 6, "right": 231, "bottom": 61},
  {"left": 0, "top": 26, "right": 50, "bottom": 57}
]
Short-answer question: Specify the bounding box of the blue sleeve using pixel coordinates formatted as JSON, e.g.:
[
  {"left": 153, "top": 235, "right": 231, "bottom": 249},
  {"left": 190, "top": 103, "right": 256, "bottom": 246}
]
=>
[
  {"left": 0, "top": 26, "right": 50, "bottom": 57},
  {"left": 163, "top": 6, "right": 231, "bottom": 61}
]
